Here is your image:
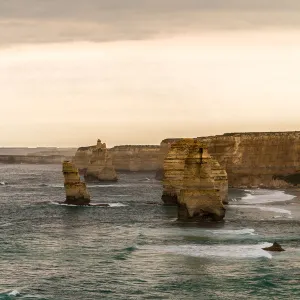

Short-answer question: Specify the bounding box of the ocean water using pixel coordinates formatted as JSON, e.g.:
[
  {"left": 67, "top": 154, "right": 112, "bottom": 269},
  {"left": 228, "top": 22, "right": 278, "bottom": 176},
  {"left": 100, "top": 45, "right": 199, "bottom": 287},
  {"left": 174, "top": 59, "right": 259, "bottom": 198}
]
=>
[{"left": 0, "top": 164, "right": 299, "bottom": 300}]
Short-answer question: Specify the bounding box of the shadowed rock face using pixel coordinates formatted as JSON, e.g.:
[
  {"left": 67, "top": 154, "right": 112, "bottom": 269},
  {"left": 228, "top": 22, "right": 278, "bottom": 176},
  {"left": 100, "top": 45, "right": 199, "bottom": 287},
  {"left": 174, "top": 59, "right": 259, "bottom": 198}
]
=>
[
  {"left": 262, "top": 242, "right": 285, "bottom": 252},
  {"left": 85, "top": 140, "right": 118, "bottom": 182},
  {"left": 162, "top": 139, "right": 227, "bottom": 221},
  {"left": 62, "top": 161, "right": 90, "bottom": 205}
]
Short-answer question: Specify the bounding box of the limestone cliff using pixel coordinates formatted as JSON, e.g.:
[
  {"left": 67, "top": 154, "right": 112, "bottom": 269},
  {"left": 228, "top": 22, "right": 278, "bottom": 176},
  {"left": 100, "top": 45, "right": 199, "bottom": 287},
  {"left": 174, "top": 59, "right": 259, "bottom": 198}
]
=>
[
  {"left": 73, "top": 142, "right": 160, "bottom": 172},
  {"left": 62, "top": 161, "right": 90, "bottom": 205},
  {"left": 162, "top": 139, "right": 227, "bottom": 221},
  {"left": 72, "top": 145, "right": 96, "bottom": 169},
  {"left": 85, "top": 140, "right": 118, "bottom": 181},
  {"left": 110, "top": 145, "right": 160, "bottom": 171},
  {"left": 155, "top": 139, "right": 181, "bottom": 180},
  {"left": 198, "top": 132, "right": 300, "bottom": 188}
]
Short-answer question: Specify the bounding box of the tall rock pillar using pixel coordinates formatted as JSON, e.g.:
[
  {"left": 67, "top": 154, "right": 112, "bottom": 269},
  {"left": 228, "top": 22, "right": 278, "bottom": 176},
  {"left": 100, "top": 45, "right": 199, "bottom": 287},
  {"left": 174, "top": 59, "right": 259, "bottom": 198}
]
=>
[
  {"left": 62, "top": 161, "right": 91, "bottom": 205},
  {"left": 162, "top": 139, "right": 227, "bottom": 221}
]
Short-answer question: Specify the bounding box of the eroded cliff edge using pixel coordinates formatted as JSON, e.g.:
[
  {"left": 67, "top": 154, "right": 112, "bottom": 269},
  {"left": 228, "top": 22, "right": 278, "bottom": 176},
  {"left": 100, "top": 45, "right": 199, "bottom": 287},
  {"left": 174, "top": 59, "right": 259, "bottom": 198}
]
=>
[
  {"left": 198, "top": 132, "right": 300, "bottom": 188},
  {"left": 158, "top": 131, "right": 300, "bottom": 189}
]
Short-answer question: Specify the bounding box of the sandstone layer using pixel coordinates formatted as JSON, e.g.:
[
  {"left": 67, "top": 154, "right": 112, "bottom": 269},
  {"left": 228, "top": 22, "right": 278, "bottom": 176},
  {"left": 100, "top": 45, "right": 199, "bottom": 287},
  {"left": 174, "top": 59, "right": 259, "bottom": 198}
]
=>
[
  {"left": 198, "top": 132, "right": 300, "bottom": 188},
  {"left": 162, "top": 139, "right": 227, "bottom": 221},
  {"left": 62, "top": 161, "right": 90, "bottom": 205},
  {"left": 84, "top": 140, "right": 118, "bottom": 182}
]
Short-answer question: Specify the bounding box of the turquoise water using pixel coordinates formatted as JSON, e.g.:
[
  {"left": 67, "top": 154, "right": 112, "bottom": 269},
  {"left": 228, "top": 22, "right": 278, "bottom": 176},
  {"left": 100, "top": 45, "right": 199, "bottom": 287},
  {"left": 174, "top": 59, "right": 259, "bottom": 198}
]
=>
[{"left": 0, "top": 165, "right": 299, "bottom": 299}]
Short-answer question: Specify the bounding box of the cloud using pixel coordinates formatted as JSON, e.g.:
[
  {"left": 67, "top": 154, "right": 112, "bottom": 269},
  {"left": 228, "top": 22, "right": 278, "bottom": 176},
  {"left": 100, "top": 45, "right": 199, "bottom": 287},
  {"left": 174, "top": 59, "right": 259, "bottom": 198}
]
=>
[{"left": 1, "top": 1, "right": 300, "bottom": 45}]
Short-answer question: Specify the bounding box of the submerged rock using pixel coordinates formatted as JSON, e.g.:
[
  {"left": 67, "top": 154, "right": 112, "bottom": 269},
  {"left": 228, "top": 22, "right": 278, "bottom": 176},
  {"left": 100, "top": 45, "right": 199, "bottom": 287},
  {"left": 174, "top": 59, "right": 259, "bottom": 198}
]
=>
[
  {"left": 62, "top": 161, "right": 90, "bottom": 205},
  {"left": 262, "top": 242, "right": 285, "bottom": 252}
]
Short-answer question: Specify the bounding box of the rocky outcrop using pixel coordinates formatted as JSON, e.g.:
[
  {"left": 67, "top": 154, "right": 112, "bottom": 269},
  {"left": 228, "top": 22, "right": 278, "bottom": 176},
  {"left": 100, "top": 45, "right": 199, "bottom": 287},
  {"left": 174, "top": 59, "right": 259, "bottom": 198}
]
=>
[
  {"left": 84, "top": 140, "right": 118, "bottom": 181},
  {"left": 198, "top": 132, "right": 300, "bottom": 188},
  {"left": 73, "top": 142, "right": 161, "bottom": 172},
  {"left": 162, "top": 139, "right": 227, "bottom": 221},
  {"left": 62, "top": 161, "right": 90, "bottom": 205},
  {"left": 262, "top": 242, "right": 285, "bottom": 252}
]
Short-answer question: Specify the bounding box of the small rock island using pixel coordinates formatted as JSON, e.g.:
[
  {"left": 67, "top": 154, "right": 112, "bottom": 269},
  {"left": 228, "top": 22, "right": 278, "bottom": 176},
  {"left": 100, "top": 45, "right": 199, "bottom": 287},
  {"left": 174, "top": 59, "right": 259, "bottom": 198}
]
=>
[{"left": 62, "top": 161, "right": 91, "bottom": 205}]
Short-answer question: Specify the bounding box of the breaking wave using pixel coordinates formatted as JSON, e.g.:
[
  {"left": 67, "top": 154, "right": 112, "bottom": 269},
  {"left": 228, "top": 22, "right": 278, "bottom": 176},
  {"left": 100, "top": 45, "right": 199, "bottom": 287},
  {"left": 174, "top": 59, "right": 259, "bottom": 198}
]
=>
[
  {"left": 231, "top": 205, "right": 292, "bottom": 215},
  {"left": 241, "top": 189, "right": 295, "bottom": 204},
  {"left": 147, "top": 243, "right": 273, "bottom": 259},
  {"left": 50, "top": 202, "right": 127, "bottom": 208}
]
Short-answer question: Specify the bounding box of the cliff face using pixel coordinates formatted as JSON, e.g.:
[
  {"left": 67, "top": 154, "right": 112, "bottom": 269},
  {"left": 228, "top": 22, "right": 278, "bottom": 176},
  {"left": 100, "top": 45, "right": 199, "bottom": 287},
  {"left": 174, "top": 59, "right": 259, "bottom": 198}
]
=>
[
  {"left": 162, "top": 139, "right": 227, "bottom": 221},
  {"left": 62, "top": 161, "right": 90, "bottom": 205},
  {"left": 110, "top": 145, "right": 161, "bottom": 171},
  {"left": 73, "top": 143, "right": 161, "bottom": 172},
  {"left": 72, "top": 146, "right": 96, "bottom": 169},
  {"left": 198, "top": 132, "right": 300, "bottom": 188},
  {"left": 85, "top": 140, "right": 118, "bottom": 181},
  {"left": 0, "top": 155, "right": 72, "bottom": 164}
]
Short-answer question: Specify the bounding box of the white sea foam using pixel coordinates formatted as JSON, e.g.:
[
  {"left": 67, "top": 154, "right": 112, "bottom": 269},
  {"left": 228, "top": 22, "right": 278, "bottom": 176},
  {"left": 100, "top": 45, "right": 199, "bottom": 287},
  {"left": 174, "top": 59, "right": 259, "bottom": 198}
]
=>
[
  {"left": 107, "top": 203, "right": 127, "bottom": 207},
  {"left": 8, "top": 290, "right": 20, "bottom": 296},
  {"left": 50, "top": 202, "right": 127, "bottom": 208},
  {"left": 149, "top": 243, "right": 273, "bottom": 259},
  {"left": 0, "top": 222, "right": 12, "bottom": 227},
  {"left": 241, "top": 189, "right": 295, "bottom": 204},
  {"left": 209, "top": 228, "right": 256, "bottom": 235},
  {"left": 0, "top": 181, "right": 7, "bottom": 185},
  {"left": 231, "top": 205, "right": 292, "bottom": 215}
]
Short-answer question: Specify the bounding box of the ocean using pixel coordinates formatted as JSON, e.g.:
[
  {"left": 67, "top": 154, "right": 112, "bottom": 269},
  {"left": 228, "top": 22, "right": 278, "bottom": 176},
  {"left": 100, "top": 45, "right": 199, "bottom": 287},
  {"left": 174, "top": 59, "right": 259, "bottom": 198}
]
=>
[{"left": 0, "top": 164, "right": 299, "bottom": 300}]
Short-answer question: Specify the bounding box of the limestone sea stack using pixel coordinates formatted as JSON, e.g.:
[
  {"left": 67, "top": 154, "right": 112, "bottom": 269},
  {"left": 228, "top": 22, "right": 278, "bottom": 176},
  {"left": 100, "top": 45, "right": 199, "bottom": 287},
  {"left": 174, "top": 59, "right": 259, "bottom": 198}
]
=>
[
  {"left": 85, "top": 139, "right": 118, "bottom": 182},
  {"left": 162, "top": 139, "right": 228, "bottom": 221},
  {"left": 62, "top": 161, "right": 90, "bottom": 205}
]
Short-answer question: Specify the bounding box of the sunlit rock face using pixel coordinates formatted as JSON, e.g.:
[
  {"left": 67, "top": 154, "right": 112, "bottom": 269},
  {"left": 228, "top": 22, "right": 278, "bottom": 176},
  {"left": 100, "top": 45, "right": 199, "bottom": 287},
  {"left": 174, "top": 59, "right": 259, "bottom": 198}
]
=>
[
  {"left": 62, "top": 161, "right": 90, "bottom": 205},
  {"left": 155, "top": 138, "right": 181, "bottom": 180},
  {"left": 199, "top": 132, "right": 300, "bottom": 188},
  {"left": 162, "top": 139, "right": 227, "bottom": 221},
  {"left": 85, "top": 140, "right": 118, "bottom": 182}
]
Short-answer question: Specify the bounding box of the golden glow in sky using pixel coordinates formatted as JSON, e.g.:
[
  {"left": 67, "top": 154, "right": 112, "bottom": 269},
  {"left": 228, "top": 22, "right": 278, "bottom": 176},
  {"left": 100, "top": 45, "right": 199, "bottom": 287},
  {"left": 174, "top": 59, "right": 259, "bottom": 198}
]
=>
[{"left": 1, "top": 31, "right": 300, "bottom": 146}]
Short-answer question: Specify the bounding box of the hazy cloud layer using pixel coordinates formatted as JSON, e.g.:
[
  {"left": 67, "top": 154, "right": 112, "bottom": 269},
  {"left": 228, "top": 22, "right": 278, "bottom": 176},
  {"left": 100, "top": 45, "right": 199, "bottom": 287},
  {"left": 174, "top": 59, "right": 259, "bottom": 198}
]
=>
[{"left": 1, "top": 1, "right": 300, "bottom": 45}]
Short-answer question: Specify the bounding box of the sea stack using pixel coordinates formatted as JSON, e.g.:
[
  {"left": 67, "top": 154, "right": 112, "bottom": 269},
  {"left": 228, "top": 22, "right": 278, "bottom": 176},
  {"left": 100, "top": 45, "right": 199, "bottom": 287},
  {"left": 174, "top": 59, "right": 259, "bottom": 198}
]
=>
[
  {"left": 85, "top": 139, "right": 118, "bottom": 181},
  {"left": 62, "top": 161, "right": 91, "bottom": 205},
  {"left": 162, "top": 139, "right": 228, "bottom": 221}
]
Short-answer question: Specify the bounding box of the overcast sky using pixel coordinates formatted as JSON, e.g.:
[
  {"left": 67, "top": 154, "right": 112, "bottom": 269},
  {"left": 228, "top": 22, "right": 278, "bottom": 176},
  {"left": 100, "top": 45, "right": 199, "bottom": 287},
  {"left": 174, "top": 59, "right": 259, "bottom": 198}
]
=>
[{"left": 1, "top": 1, "right": 300, "bottom": 146}]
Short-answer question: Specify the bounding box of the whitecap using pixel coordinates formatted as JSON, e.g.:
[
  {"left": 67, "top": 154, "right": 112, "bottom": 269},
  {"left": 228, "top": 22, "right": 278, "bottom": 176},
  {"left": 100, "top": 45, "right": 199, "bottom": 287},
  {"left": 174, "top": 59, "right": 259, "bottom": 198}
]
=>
[
  {"left": 50, "top": 201, "right": 127, "bottom": 208},
  {"left": 0, "top": 222, "right": 12, "bottom": 227},
  {"left": 107, "top": 203, "right": 127, "bottom": 207},
  {"left": 241, "top": 189, "right": 295, "bottom": 204},
  {"left": 209, "top": 228, "right": 256, "bottom": 236},
  {"left": 8, "top": 290, "right": 20, "bottom": 296},
  {"left": 149, "top": 243, "right": 273, "bottom": 259},
  {"left": 0, "top": 181, "right": 7, "bottom": 185},
  {"left": 231, "top": 205, "right": 292, "bottom": 215}
]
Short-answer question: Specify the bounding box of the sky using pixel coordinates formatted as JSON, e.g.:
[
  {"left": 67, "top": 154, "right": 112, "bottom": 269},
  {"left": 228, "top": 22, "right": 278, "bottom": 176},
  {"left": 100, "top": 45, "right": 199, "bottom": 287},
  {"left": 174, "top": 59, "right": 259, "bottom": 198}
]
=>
[{"left": 1, "top": 1, "right": 300, "bottom": 147}]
